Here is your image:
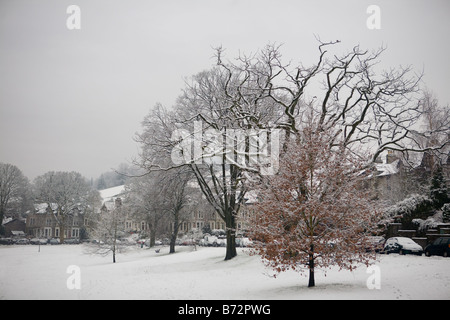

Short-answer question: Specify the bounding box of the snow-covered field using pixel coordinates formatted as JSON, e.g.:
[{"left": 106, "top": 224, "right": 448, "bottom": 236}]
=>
[{"left": 0, "top": 244, "right": 449, "bottom": 300}]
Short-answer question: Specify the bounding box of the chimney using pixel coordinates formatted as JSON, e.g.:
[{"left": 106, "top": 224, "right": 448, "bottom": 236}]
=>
[{"left": 386, "top": 150, "right": 397, "bottom": 164}]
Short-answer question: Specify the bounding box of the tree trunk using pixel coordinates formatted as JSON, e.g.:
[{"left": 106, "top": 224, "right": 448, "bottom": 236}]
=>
[
  {"left": 58, "top": 208, "right": 66, "bottom": 243},
  {"left": 113, "top": 216, "right": 117, "bottom": 263},
  {"left": 224, "top": 211, "right": 237, "bottom": 260},
  {"left": 112, "top": 231, "right": 116, "bottom": 263},
  {"left": 170, "top": 215, "right": 180, "bottom": 254},
  {"left": 59, "top": 223, "right": 65, "bottom": 244},
  {"left": 0, "top": 208, "right": 5, "bottom": 236},
  {"left": 149, "top": 230, "right": 156, "bottom": 248},
  {"left": 170, "top": 233, "right": 177, "bottom": 254},
  {"left": 308, "top": 244, "right": 315, "bottom": 287},
  {"left": 225, "top": 230, "right": 237, "bottom": 260}
]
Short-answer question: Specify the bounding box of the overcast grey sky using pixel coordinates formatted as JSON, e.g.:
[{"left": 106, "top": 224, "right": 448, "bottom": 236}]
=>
[{"left": 1, "top": 0, "right": 449, "bottom": 180}]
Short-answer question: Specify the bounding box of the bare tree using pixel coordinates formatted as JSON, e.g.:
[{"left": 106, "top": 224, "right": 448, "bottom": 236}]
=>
[
  {"left": 89, "top": 198, "right": 126, "bottom": 263},
  {"left": 82, "top": 187, "right": 103, "bottom": 239},
  {"left": 125, "top": 174, "right": 166, "bottom": 247},
  {"left": 33, "top": 171, "right": 93, "bottom": 242},
  {"left": 0, "top": 163, "right": 30, "bottom": 230},
  {"left": 135, "top": 71, "right": 275, "bottom": 260},
  {"left": 129, "top": 152, "right": 194, "bottom": 254},
  {"left": 135, "top": 41, "right": 447, "bottom": 261},
  {"left": 160, "top": 167, "right": 196, "bottom": 254},
  {"left": 408, "top": 89, "right": 450, "bottom": 169},
  {"left": 418, "top": 89, "right": 450, "bottom": 146}
]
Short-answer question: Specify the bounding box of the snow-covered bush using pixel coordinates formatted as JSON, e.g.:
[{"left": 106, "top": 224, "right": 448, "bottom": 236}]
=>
[
  {"left": 382, "top": 194, "right": 433, "bottom": 226},
  {"left": 412, "top": 211, "right": 442, "bottom": 232}
]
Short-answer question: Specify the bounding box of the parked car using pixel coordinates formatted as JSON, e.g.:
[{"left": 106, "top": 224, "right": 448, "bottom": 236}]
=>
[
  {"left": 64, "top": 238, "right": 80, "bottom": 244},
  {"left": 236, "top": 237, "right": 253, "bottom": 247},
  {"left": 49, "top": 238, "right": 60, "bottom": 245},
  {"left": 15, "top": 238, "right": 30, "bottom": 245},
  {"left": 383, "top": 237, "right": 423, "bottom": 255},
  {"left": 201, "top": 235, "right": 218, "bottom": 247},
  {"left": 424, "top": 237, "right": 450, "bottom": 257},
  {"left": 214, "top": 238, "right": 226, "bottom": 247},
  {"left": 30, "top": 238, "right": 48, "bottom": 245},
  {"left": 0, "top": 238, "right": 14, "bottom": 245}
]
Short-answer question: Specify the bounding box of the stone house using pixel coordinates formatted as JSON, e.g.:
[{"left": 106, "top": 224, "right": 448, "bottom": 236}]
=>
[
  {"left": 372, "top": 148, "right": 450, "bottom": 246},
  {"left": 368, "top": 148, "right": 450, "bottom": 204},
  {"left": 26, "top": 203, "right": 87, "bottom": 240},
  {"left": 99, "top": 185, "right": 150, "bottom": 234},
  {"left": 2, "top": 218, "right": 26, "bottom": 238},
  {"left": 172, "top": 190, "right": 256, "bottom": 237}
]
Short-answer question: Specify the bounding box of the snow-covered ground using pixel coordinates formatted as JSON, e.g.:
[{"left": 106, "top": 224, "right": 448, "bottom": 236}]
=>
[{"left": 0, "top": 244, "right": 449, "bottom": 300}]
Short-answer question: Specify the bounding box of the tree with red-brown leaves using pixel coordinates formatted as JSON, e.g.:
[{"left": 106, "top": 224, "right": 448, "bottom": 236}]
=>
[{"left": 249, "top": 124, "right": 380, "bottom": 287}]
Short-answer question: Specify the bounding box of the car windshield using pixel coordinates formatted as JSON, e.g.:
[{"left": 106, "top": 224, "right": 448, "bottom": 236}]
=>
[
  {"left": 397, "top": 238, "right": 416, "bottom": 245},
  {"left": 436, "top": 238, "right": 450, "bottom": 244}
]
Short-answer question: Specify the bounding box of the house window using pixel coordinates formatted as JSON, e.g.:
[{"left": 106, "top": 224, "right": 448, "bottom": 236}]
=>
[
  {"left": 55, "top": 227, "right": 60, "bottom": 238},
  {"left": 44, "top": 227, "right": 52, "bottom": 238}
]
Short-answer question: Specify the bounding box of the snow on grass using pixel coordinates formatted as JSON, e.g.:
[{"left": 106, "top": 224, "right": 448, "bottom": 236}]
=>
[{"left": 0, "top": 244, "right": 449, "bottom": 300}]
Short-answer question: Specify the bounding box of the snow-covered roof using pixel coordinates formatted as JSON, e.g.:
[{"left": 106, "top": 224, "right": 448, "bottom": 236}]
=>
[
  {"left": 375, "top": 159, "right": 401, "bottom": 177},
  {"left": 99, "top": 185, "right": 126, "bottom": 204},
  {"left": 243, "top": 190, "right": 258, "bottom": 205},
  {"left": 2, "top": 217, "right": 13, "bottom": 225},
  {"left": 33, "top": 202, "right": 88, "bottom": 215},
  {"left": 34, "top": 203, "right": 58, "bottom": 214}
]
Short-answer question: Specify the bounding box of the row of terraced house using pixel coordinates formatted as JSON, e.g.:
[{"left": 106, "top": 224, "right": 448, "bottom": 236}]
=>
[
  {"left": 4, "top": 149, "right": 449, "bottom": 243},
  {"left": 24, "top": 185, "right": 137, "bottom": 241},
  {"left": 19, "top": 183, "right": 253, "bottom": 242}
]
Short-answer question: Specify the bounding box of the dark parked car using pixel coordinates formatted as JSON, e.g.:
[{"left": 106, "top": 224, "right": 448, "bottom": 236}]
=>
[
  {"left": 383, "top": 237, "right": 423, "bottom": 255},
  {"left": 0, "top": 238, "right": 14, "bottom": 245},
  {"left": 424, "top": 237, "right": 450, "bottom": 257},
  {"left": 49, "top": 238, "right": 60, "bottom": 245},
  {"left": 64, "top": 238, "right": 80, "bottom": 244}
]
